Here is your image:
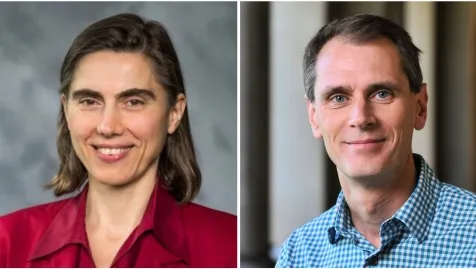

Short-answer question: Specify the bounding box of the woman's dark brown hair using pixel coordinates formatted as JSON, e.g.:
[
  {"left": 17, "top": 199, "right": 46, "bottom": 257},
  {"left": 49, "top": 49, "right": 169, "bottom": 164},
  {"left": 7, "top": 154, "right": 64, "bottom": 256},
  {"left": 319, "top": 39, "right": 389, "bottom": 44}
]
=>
[{"left": 46, "top": 13, "right": 201, "bottom": 203}]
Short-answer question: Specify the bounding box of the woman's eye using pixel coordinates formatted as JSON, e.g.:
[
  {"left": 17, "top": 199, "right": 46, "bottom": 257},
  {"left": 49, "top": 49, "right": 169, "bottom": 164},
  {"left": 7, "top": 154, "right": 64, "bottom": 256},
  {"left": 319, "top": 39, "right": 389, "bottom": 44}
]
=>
[{"left": 79, "top": 99, "right": 97, "bottom": 106}]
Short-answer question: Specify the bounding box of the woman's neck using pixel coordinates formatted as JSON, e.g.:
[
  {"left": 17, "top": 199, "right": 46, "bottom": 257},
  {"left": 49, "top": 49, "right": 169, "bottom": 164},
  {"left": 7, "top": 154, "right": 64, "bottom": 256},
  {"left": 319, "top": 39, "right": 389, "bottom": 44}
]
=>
[{"left": 85, "top": 169, "right": 157, "bottom": 238}]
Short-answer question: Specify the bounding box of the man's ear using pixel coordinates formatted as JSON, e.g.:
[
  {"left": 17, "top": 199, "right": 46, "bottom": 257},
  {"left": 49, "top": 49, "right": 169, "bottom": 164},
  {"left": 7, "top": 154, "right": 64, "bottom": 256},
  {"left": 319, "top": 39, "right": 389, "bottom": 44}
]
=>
[
  {"left": 414, "top": 83, "right": 428, "bottom": 131},
  {"left": 307, "top": 99, "right": 322, "bottom": 139}
]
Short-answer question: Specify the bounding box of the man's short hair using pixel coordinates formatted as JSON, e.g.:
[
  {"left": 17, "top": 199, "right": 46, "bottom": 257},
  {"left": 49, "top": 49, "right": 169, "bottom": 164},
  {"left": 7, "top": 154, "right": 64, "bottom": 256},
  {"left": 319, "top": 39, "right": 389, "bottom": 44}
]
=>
[{"left": 303, "top": 14, "right": 423, "bottom": 102}]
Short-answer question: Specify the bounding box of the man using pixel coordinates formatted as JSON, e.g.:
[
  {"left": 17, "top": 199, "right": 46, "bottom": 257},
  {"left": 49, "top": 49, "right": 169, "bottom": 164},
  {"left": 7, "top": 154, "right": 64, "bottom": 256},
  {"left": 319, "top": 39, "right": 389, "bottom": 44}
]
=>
[{"left": 276, "top": 14, "right": 476, "bottom": 268}]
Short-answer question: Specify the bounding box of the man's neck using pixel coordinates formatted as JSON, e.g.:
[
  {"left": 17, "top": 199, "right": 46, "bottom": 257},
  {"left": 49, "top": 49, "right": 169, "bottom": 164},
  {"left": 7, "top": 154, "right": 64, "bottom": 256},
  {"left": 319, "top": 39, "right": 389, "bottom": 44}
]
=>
[{"left": 339, "top": 153, "right": 417, "bottom": 248}]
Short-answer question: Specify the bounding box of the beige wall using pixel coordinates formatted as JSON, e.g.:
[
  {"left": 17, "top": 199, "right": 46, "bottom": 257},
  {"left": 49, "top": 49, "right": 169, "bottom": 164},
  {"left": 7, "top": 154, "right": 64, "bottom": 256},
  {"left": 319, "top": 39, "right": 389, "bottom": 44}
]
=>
[
  {"left": 405, "top": 2, "right": 436, "bottom": 168},
  {"left": 268, "top": 2, "right": 328, "bottom": 260}
]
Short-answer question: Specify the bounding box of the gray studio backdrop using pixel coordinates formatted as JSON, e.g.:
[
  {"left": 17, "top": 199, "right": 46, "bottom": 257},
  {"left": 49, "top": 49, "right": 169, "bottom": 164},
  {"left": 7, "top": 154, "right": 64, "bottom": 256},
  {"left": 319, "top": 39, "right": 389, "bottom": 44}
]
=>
[{"left": 0, "top": 2, "right": 237, "bottom": 215}]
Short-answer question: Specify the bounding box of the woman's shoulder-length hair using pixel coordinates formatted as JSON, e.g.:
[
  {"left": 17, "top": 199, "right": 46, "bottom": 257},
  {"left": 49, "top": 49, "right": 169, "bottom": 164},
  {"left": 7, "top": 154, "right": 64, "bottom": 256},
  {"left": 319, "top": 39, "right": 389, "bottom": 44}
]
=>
[{"left": 46, "top": 13, "right": 201, "bottom": 203}]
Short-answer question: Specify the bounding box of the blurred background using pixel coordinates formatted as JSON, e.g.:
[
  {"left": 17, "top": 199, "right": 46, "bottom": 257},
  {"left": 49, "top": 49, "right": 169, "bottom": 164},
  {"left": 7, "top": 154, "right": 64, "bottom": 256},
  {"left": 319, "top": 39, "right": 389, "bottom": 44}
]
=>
[
  {"left": 0, "top": 2, "right": 237, "bottom": 215},
  {"left": 240, "top": 1, "right": 476, "bottom": 267}
]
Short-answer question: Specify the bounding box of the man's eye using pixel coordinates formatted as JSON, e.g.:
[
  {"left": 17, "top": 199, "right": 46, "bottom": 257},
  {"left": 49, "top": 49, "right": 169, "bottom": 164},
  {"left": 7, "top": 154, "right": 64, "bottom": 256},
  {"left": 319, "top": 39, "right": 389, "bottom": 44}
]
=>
[
  {"left": 126, "top": 99, "right": 145, "bottom": 107},
  {"left": 331, "top": 95, "right": 347, "bottom": 103},
  {"left": 374, "top": 90, "right": 394, "bottom": 100}
]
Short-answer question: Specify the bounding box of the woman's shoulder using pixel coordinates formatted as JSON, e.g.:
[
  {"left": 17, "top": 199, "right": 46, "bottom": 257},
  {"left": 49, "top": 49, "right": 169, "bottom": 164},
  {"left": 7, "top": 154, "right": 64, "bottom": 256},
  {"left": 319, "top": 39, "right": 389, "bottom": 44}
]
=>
[
  {"left": 182, "top": 202, "right": 236, "bottom": 229},
  {"left": 181, "top": 202, "right": 236, "bottom": 241},
  {"left": 0, "top": 197, "right": 75, "bottom": 266},
  {"left": 0, "top": 198, "right": 71, "bottom": 237},
  {"left": 181, "top": 202, "right": 237, "bottom": 267}
]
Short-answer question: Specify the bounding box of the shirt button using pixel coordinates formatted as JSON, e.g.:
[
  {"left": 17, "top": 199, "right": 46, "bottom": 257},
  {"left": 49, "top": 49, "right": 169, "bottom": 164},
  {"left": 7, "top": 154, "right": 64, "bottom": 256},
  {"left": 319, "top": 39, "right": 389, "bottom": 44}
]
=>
[{"left": 367, "top": 256, "right": 378, "bottom": 266}]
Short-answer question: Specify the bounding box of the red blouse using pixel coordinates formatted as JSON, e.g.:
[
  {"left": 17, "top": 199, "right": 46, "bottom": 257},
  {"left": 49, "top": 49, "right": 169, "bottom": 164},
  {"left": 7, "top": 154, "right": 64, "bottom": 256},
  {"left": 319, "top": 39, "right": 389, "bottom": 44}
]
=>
[{"left": 0, "top": 182, "right": 237, "bottom": 267}]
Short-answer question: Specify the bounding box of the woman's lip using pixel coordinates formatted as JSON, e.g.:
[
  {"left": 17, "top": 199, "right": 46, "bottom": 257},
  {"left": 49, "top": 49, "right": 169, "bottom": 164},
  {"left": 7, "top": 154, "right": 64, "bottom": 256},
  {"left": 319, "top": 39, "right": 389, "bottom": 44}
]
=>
[
  {"left": 92, "top": 144, "right": 134, "bottom": 149},
  {"left": 94, "top": 147, "right": 132, "bottom": 163}
]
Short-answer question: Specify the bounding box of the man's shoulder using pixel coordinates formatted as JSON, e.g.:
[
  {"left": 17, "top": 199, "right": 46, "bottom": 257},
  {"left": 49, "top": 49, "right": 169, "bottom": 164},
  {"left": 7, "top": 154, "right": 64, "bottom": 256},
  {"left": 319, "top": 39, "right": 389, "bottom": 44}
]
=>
[
  {"left": 286, "top": 206, "right": 335, "bottom": 245},
  {"left": 296, "top": 207, "right": 335, "bottom": 235},
  {"left": 439, "top": 183, "right": 476, "bottom": 209},
  {"left": 276, "top": 207, "right": 335, "bottom": 268},
  {"left": 425, "top": 181, "right": 476, "bottom": 249},
  {"left": 440, "top": 182, "right": 476, "bottom": 200},
  {"left": 436, "top": 182, "right": 476, "bottom": 223}
]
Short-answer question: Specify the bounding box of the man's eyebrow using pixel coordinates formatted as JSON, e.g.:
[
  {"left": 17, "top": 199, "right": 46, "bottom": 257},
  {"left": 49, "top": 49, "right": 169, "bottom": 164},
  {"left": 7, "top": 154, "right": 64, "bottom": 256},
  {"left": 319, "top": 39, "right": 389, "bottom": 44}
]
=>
[
  {"left": 319, "top": 85, "right": 353, "bottom": 102},
  {"left": 366, "top": 81, "right": 400, "bottom": 92},
  {"left": 318, "top": 81, "right": 401, "bottom": 101}
]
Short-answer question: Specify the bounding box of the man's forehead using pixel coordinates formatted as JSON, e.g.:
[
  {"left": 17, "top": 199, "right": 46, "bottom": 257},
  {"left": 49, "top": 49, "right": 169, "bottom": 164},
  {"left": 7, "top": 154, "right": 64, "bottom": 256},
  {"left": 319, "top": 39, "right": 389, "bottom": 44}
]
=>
[
  {"left": 317, "top": 37, "right": 401, "bottom": 66},
  {"left": 314, "top": 37, "right": 406, "bottom": 89}
]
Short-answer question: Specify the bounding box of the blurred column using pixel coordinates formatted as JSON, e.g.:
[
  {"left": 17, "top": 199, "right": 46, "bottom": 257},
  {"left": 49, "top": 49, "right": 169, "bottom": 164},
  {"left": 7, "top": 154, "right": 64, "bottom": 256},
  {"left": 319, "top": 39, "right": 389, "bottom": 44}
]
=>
[
  {"left": 269, "top": 2, "right": 327, "bottom": 261},
  {"left": 240, "top": 2, "right": 270, "bottom": 259},
  {"left": 436, "top": 3, "right": 474, "bottom": 190},
  {"left": 404, "top": 2, "right": 436, "bottom": 168},
  {"left": 329, "top": 2, "right": 389, "bottom": 20},
  {"left": 470, "top": 4, "right": 476, "bottom": 185}
]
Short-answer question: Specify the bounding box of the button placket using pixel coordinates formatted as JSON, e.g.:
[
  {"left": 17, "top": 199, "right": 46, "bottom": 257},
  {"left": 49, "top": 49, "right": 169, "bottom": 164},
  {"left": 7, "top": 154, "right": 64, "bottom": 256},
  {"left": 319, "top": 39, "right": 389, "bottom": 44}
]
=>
[{"left": 366, "top": 256, "right": 379, "bottom": 267}]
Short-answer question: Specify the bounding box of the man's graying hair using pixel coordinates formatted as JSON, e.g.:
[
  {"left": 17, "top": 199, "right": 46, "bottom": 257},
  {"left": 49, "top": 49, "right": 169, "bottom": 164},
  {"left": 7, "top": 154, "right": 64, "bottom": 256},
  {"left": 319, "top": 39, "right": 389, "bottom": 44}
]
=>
[{"left": 303, "top": 14, "right": 423, "bottom": 102}]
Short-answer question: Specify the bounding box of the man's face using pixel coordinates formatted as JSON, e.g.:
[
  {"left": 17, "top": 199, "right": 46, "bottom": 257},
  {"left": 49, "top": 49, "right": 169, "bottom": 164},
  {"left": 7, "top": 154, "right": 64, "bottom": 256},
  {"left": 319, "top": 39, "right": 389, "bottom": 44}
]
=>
[{"left": 307, "top": 37, "right": 428, "bottom": 180}]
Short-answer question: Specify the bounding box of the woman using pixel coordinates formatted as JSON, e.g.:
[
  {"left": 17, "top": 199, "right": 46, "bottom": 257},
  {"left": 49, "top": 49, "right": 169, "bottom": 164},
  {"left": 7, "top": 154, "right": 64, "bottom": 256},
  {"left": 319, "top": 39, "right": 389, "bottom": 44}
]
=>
[{"left": 0, "top": 13, "right": 236, "bottom": 268}]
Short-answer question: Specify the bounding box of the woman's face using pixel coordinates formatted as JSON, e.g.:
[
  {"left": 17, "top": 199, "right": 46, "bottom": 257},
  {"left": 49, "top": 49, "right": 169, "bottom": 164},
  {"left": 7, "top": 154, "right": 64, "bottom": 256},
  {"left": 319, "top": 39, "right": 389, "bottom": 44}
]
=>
[{"left": 63, "top": 50, "right": 185, "bottom": 187}]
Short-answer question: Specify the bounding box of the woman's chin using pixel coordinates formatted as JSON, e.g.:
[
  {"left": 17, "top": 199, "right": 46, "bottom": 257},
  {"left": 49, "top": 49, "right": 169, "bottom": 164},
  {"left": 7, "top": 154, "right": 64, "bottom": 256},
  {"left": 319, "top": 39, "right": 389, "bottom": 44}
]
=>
[{"left": 89, "top": 174, "right": 136, "bottom": 188}]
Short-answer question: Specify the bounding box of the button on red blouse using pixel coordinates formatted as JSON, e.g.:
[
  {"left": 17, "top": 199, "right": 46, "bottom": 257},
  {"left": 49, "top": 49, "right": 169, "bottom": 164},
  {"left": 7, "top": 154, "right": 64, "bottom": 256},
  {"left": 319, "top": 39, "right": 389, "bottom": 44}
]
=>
[{"left": 0, "top": 181, "right": 237, "bottom": 267}]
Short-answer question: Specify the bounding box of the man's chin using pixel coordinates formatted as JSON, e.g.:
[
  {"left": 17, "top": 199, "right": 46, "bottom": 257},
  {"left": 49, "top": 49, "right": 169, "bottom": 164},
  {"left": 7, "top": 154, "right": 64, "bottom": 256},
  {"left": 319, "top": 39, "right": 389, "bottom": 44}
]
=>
[{"left": 340, "top": 163, "right": 386, "bottom": 181}]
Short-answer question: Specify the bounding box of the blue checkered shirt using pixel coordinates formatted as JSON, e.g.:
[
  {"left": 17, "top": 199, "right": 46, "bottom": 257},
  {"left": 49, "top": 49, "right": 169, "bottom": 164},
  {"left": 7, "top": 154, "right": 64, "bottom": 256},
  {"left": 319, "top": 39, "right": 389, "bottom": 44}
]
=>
[{"left": 276, "top": 154, "right": 476, "bottom": 267}]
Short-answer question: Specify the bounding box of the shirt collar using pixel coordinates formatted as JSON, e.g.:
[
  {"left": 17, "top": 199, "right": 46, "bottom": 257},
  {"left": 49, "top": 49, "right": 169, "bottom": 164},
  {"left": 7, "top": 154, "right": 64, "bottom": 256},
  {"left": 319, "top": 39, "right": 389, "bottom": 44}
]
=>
[
  {"left": 328, "top": 191, "right": 351, "bottom": 244},
  {"left": 29, "top": 177, "right": 189, "bottom": 263},
  {"left": 139, "top": 181, "right": 189, "bottom": 262},
  {"left": 328, "top": 154, "right": 441, "bottom": 244},
  {"left": 392, "top": 154, "right": 441, "bottom": 243}
]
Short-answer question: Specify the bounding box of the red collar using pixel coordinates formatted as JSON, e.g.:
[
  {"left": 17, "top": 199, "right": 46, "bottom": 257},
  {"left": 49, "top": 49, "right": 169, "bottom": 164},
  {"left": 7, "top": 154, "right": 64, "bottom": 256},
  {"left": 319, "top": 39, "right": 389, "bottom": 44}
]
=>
[{"left": 29, "top": 179, "right": 189, "bottom": 263}]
